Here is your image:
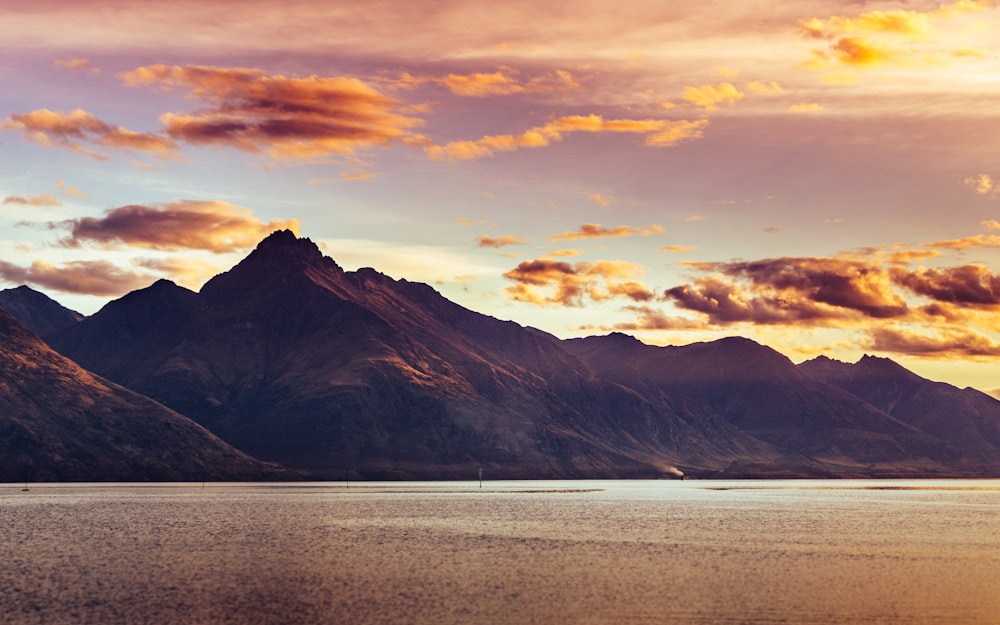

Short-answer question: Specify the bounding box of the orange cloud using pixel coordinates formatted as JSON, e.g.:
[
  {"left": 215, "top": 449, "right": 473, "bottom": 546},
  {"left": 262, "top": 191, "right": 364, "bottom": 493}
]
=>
[
  {"left": 54, "top": 200, "right": 300, "bottom": 253},
  {"left": 744, "top": 81, "right": 784, "bottom": 95},
  {"left": 119, "top": 64, "right": 424, "bottom": 161},
  {"left": 682, "top": 82, "right": 744, "bottom": 110},
  {"left": 790, "top": 103, "right": 824, "bottom": 113},
  {"left": 2, "top": 108, "right": 177, "bottom": 160},
  {"left": 503, "top": 258, "right": 653, "bottom": 307},
  {"left": 3, "top": 194, "right": 61, "bottom": 207},
  {"left": 660, "top": 245, "right": 697, "bottom": 253},
  {"left": 587, "top": 193, "right": 614, "bottom": 207},
  {"left": 801, "top": 0, "right": 994, "bottom": 72},
  {"left": 923, "top": 233, "right": 1000, "bottom": 251},
  {"left": 396, "top": 68, "right": 579, "bottom": 97},
  {"left": 476, "top": 234, "right": 527, "bottom": 248},
  {"left": 0, "top": 259, "right": 154, "bottom": 297},
  {"left": 54, "top": 58, "right": 99, "bottom": 74},
  {"left": 864, "top": 326, "right": 1000, "bottom": 358},
  {"left": 425, "top": 115, "right": 708, "bottom": 161},
  {"left": 610, "top": 305, "right": 704, "bottom": 331},
  {"left": 550, "top": 223, "right": 664, "bottom": 241},
  {"left": 965, "top": 173, "right": 995, "bottom": 195},
  {"left": 665, "top": 257, "right": 909, "bottom": 325},
  {"left": 892, "top": 264, "right": 1000, "bottom": 306}
]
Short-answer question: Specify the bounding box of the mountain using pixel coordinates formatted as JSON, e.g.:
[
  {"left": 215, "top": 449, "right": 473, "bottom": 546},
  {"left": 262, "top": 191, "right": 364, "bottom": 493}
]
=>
[
  {"left": 0, "top": 285, "right": 83, "bottom": 335},
  {"left": 800, "top": 355, "right": 1000, "bottom": 460},
  {"left": 562, "top": 334, "right": 966, "bottom": 477},
  {"left": 45, "top": 230, "right": 1000, "bottom": 479},
  {"left": 0, "top": 308, "right": 290, "bottom": 482},
  {"left": 51, "top": 231, "right": 753, "bottom": 478}
]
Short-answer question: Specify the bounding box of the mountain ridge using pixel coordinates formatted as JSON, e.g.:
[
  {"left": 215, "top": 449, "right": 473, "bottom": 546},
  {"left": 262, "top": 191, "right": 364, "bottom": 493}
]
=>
[{"left": 32, "top": 230, "right": 1000, "bottom": 479}]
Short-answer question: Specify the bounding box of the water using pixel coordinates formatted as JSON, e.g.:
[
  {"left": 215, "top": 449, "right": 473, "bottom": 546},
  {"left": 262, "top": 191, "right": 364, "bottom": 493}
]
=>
[{"left": 2, "top": 480, "right": 999, "bottom": 624}]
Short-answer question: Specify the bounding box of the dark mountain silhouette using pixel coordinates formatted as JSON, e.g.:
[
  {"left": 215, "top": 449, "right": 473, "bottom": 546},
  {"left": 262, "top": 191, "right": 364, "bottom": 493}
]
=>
[
  {"left": 562, "top": 334, "right": 968, "bottom": 476},
  {"left": 0, "top": 308, "right": 291, "bottom": 482},
  {"left": 0, "top": 285, "right": 83, "bottom": 335},
  {"left": 800, "top": 355, "right": 1000, "bottom": 460},
  {"left": 51, "top": 231, "right": 755, "bottom": 478},
  {"left": 44, "top": 230, "right": 1000, "bottom": 478}
]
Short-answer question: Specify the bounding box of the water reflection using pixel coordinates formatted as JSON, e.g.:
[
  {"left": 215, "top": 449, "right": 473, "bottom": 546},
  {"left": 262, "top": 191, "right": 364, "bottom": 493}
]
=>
[{"left": 2, "top": 480, "right": 998, "bottom": 624}]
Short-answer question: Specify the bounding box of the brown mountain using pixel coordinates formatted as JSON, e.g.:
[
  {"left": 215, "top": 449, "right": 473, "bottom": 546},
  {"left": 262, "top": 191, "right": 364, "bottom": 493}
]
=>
[
  {"left": 0, "top": 285, "right": 83, "bottom": 336},
  {"left": 800, "top": 354, "right": 1000, "bottom": 460},
  {"left": 47, "top": 231, "right": 763, "bottom": 479},
  {"left": 0, "top": 308, "right": 290, "bottom": 482},
  {"left": 562, "top": 334, "right": 972, "bottom": 477},
  {"left": 44, "top": 231, "right": 1000, "bottom": 478}
]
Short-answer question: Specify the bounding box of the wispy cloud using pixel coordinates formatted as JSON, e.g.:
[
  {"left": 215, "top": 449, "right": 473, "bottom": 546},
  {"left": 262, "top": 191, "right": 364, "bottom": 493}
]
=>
[
  {"left": 52, "top": 200, "right": 299, "bottom": 253},
  {"left": 394, "top": 67, "right": 579, "bottom": 97},
  {"left": 425, "top": 115, "right": 708, "bottom": 161},
  {"left": 1, "top": 108, "right": 178, "bottom": 160},
  {"left": 550, "top": 223, "right": 664, "bottom": 241},
  {"left": 503, "top": 258, "right": 654, "bottom": 307},
  {"left": 118, "top": 64, "right": 426, "bottom": 162},
  {"left": 0, "top": 259, "right": 155, "bottom": 297},
  {"left": 3, "top": 193, "right": 61, "bottom": 207},
  {"left": 477, "top": 234, "right": 527, "bottom": 248}
]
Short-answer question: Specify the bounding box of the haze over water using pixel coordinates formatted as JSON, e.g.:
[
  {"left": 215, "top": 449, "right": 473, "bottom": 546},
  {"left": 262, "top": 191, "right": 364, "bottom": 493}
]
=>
[{"left": 3, "top": 480, "right": 999, "bottom": 624}]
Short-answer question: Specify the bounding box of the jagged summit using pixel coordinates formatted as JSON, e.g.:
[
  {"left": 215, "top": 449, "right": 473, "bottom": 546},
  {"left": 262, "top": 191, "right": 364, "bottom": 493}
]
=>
[
  {"left": 199, "top": 229, "right": 343, "bottom": 301},
  {"left": 251, "top": 229, "right": 330, "bottom": 266}
]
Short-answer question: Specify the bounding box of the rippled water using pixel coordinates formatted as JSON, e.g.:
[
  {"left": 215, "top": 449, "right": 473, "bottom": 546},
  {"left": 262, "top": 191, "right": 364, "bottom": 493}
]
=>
[{"left": 2, "top": 480, "right": 999, "bottom": 624}]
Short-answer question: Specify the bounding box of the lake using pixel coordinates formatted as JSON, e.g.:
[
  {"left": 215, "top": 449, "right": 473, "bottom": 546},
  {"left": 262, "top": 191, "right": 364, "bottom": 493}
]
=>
[{"left": 2, "top": 480, "right": 999, "bottom": 624}]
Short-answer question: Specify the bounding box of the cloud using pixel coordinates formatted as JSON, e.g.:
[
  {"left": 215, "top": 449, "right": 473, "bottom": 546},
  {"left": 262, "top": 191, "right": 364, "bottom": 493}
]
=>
[
  {"left": 923, "top": 233, "right": 1000, "bottom": 251},
  {"left": 610, "top": 305, "right": 704, "bottom": 331},
  {"left": 425, "top": 115, "right": 708, "bottom": 161},
  {"left": 682, "top": 82, "right": 744, "bottom": 110},
  {"left": 2, "top": 108, "right": 178, "bottom": 160},
  {"left": 549, "top": 223, "right": 664, "bottom": 241},
  {"left": 54, "top": 58, "right": 99, "bottom": 74},
  {"left": 965, "top": 173, "right": 995, "bottom": 195},
  {"left": 892, "top": 264, "right": 1000, "bottom": 306},
  {"left": 0, "top": 259, "right": 154, "bottom": 297},
  {"left": 660, "top": 245, "right": 697, "bottom": 253},
  {"left": 864, "top": 326, "right": 1000, "bottom": 358},
  {"left": 53, "top": 200, "right": 300, "bottom": 253},
  {"left": 119, "top": 64, "right": 425, "bottom": 162},
  {"left": 587, "top": 193, "right": 614, "bottom": 207},
  {"left": 476, "top": 234, "right": 527, "bottom": 248},
  {"left": 664, "top": 256, "right": 910, "bottom": 325},
  {"left": 56, "top": 180, "right": 88, "bottom": 198},
  {"left": 800, "top": 0, "right": 995, "bottom": 73},
  {"left": 395, "top": 67, "right": 579, "bottom": 97},
  {"left": 790, "top": 103, "right": 824, "bottom": 113},
  {"left": 503, "top": 258, "right": 653, "bottom": 307},
  {"left": 744, "top": 81, "right": 784, "bottom": 95},
  {"left": 3, "top": 193, "right": 61, "bottom": 207}
]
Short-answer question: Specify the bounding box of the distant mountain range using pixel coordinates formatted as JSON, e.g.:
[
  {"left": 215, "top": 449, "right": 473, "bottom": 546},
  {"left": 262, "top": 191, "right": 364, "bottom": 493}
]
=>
[{"left": 4, "top": 230, "right": 1000, "bottom": 480}]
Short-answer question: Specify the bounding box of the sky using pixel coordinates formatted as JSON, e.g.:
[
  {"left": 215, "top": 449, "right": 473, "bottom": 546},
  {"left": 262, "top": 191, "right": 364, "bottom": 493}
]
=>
[{"left": 3, "top": 0, "right": 1000, "bottom": 390}]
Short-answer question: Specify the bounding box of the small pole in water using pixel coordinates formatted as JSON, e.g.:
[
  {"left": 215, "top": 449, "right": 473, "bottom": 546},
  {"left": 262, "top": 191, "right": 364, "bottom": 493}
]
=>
[
  {"left": 346, "top": 468, "right": 349, "bottom": 489},
  {"left": 21, "top": 470, "right": 29, "bottom": 492},
  {"left": 478, "top": 466, "right": 483, "bottom": 489}
]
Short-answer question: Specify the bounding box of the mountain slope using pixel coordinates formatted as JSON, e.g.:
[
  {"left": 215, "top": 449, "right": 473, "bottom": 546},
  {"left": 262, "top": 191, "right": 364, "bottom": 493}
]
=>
[
  {"left": 0, "top": 308, "right": 289, "bottom": 482},
  {"left": 563, "top": 334, "right": 966, "bottom": 476},
  {"left": 0, "top": 285, "right": 83, "bottom": 336},
  {"left": 45, "top": 231, "right": 1000, "bottom": 479},
  {"left": 800, "top": 355, "right": 1000, "bottom": 458},
  {"left": 50, "top": 231, "right": 752, "bottom": 478}
]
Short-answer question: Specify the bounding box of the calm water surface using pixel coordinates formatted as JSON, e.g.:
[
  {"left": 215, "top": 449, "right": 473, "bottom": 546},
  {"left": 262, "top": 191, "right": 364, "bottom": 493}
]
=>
[{"left": 2, "top": 480, "right": 999, "bottom": 624}]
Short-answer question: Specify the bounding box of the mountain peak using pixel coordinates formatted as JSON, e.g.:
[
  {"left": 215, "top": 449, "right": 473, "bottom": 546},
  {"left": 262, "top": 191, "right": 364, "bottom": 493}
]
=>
[{"left": 245, "top": 229, "right": 342, "bottom": 272}]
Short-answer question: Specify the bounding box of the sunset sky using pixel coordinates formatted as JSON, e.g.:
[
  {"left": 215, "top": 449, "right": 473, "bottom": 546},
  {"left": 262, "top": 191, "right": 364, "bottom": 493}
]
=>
[{"left": 3, "top": 0, "right": 1000, "bottom": 389}]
